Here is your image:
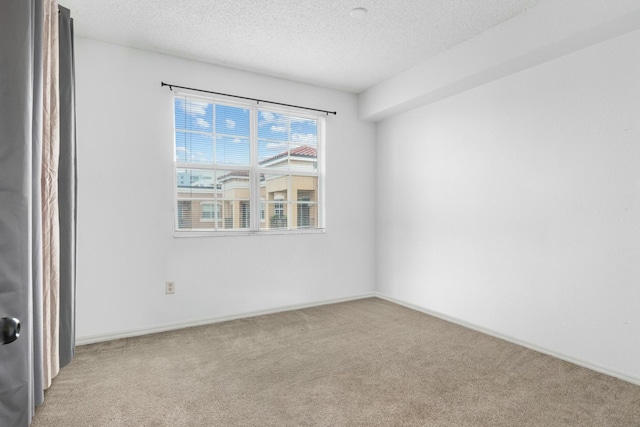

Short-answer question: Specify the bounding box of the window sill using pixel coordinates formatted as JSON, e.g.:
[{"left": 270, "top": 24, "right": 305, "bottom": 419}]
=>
[{"left": 173, "top": 228, "right": 326, "bottom": 238}]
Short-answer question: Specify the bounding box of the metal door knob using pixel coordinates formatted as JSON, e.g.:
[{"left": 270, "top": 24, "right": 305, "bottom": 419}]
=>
[{"left": 1, "top": 317, "right": 20, "bottom": 345}]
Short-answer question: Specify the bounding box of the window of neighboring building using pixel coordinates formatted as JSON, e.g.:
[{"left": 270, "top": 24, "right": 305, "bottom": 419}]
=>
[
  {"left": 201, "top": 203, "right": 215, "bottom": 221},
  {"left": 297, "top": 190, "right": 314, "bottom": 228},
  {"left": 177, "top": 200, "right": 192, "bottom": 229},
  {"left": 173, "top": 94, "right": 324, "bottom": 235},
  {"left": 201, "top": 202, "right": 221, "bottom": 222}
]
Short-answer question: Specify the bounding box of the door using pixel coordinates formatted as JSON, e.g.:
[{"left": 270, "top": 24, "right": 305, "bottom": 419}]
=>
[{"left": 1, "top": 1, "right": 39, "bottom": 425}]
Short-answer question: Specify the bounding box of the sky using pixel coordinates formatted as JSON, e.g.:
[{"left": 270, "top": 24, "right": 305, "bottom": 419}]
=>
[{"left": 174, "top": 97, "right": 318, "bottom": 166}]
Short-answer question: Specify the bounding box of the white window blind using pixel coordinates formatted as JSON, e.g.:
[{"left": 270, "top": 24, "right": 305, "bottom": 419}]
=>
[{"left": 173, "top": 94, "right": 324, "bottom": 234}]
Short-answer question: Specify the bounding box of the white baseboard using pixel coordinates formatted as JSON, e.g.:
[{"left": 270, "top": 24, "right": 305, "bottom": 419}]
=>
[
  {"left": 76, "top": 292, "right": 377, "bottom": 346},
  {"left": 373, "top": 292, "right": 640, "bottom": 387}
]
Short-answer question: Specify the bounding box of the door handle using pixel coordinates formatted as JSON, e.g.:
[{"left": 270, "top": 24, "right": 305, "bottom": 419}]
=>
[{"left": 1, "top": 317, "right": 20, "bottom": 345}]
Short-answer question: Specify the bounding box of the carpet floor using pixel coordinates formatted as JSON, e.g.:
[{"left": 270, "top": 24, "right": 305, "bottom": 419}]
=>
[{"left": 32, "top": 298, "right": 640, "bottom": 426}]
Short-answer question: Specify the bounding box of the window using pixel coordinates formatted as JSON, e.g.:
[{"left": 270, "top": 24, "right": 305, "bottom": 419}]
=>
[
  {"left": 177, "top": 201, "right": 192, "bottom": 229},
  {"left": 201, "top": 202, "right": 221, "bottom": 221},
  {"left": 173, "top": 94, "right": 324, "bottom": 234},
  {"left": 297, "top": 190, "right": 314, "bottom": 228}
]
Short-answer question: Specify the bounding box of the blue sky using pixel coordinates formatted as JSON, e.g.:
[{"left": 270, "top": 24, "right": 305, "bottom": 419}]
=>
[{"left": 174, "top": 98, "right": 317, "bottom": 165}]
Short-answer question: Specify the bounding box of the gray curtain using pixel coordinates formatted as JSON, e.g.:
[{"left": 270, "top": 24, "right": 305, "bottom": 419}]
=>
[
  {"left": 58, "top": 5, "right": 76, "bottom": 369},
  {"left": 31, "top": 0, "right": 46, "bottom": 415},
  {"left": 0, "top": 2, "right": 44, "bottom": 425},
  {"left": 0, "top": 1, "right": 75, "bottom": 425}
]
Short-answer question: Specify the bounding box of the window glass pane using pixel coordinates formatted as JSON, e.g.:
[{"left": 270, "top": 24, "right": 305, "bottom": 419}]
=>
[
  {"left": 293, "top": 176, "right": 318, "bottom": 203},
  {"left": 215, "top": 104, "right": 250, "bottom": 137},
  {"left": 296, "top": 187, "right": 318, "bottom": 203},
  {"left": 178, "top": 198, "right": 250, "bottom": 231},
  {"left": 290, "top": 116, "right": 318, "bottom": 146},
  {"left": 257, "top": 112, "right": 318, "bottom": 171},
  {"left": 175, "top": 132, "right": 213, "bottom": 164},
  {"left": 289, "top": 144, "right": 317, "bottom": 172},
  {"left": 258, "top": 111, "right": 288, "bottom": 141},
  {"left": 175, "top": 98, "right": 213, "bottom": 132},
  {"left": 214, "top": 200, "right": 250, "bottom": 229},
  {"left": 216, "top": 135, "right": 250, "bottom": 165},
  {"left": 200, "top": 202, "right": 222, "bottom": 220},
  {"left": 260, "top": 174, "right": 289, "bottom": 230},
  {"left": 293, "top": 177, "right": 317, "bottom": 229},
  {"left": 193, "top": 202, "right": 223, "bottom": 230},
  {"left": 217, "top": 169, "right": 250, "bottom": 196},
  {"left": 293, "top": 202, "right": 317, "bottom": 229},
  {"left": 201, "top": 203, "right": 214, "bottom": 219},
  {"left": 177, "top": 200, "right": 193, "bottom": 229},
  {"left": 176, "top": 168, "right": 216, "bottom": 189},
  {"left": 260, "top": 202, "right": 288, "bottom": 230},
  {"left": 176, "top": 200, "right": 223, "bottom": 230},
  {"left": 176, "top": 169, "right": 216, "bottom": 199},
  {"left": 216, "top": 169, "right": 251, "bottom": 230},
  {"left": 258, "top": 139, "right": 289, "bottom": 168},
  {"left": 262, "top": 174, "right": 290, "bottom": 202}
]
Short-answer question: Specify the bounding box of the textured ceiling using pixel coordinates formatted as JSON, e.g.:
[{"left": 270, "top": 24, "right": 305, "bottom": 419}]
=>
[{"left": 59, "top": 0, "right": 544, "bottom": 93}]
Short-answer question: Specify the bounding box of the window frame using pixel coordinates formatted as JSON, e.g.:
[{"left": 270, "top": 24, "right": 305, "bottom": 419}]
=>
[{"left": 172, "top": 92, "right": 326, "bottom": 237}]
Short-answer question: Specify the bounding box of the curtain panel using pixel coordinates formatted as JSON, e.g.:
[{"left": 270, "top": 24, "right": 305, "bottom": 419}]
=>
[
  {"left": 57, "top": 4, "right": 77, "bottom": 371},
  {"left": 41, "top": 0, "right": 61, "bottom": 389},
  {"left": 0, "top": 1, "right": 76, "bottom": 425}
]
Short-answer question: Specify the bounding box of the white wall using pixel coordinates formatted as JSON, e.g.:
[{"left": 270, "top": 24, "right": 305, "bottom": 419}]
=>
[
  {"left": 75, "top": 38, "right": 376, "bottom": 340},
  {"left": 376, "top": 29, "right": 640, "bottom": 380}
]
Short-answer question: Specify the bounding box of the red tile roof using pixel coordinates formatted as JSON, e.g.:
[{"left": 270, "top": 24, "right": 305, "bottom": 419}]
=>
[
  {"left": 260, "top": 145, "right": 317, "bottom": 164},
  {"left": 218, "top": 170, "right": 249, "bottom": 181}
]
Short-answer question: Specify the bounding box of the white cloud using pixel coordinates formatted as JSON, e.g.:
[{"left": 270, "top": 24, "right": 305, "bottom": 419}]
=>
[
  {"left": 196, "top": 118, "right": 211, "bottom": 129},
  {"left": 289, "top": 116, "right": 314, "bottom": 124},
  {"left": 267, "top": 142, "right": 286, "bottom": 149},
  {"left": 225, "top": 119, "right": 236, "bottom": 129},
  {"left": 175, "top": 146, "right": 188, "bottom": 161},
  {"left": 271, "top": 125, "right": 287, "bottom": 133},
  {"left": 185, "top": 101, "right": 209, "bottom": 116},
  {"left": 292, "top": 133, "right": 317, "bottom": 144},
  {"left": 260, "top": 112, "right": 287, "bottom": 125},
  {"left": 260, "top": 111, "right": 275, "bottom": 122},
  {"left": 191, "top": 151, "right": 210, "bottom": 162},
  {"left": 233, "top": 138, "right": 243, "bottom": 144},
  {"left": 186, "top": 106, "right": 205, "bottom": 116}
]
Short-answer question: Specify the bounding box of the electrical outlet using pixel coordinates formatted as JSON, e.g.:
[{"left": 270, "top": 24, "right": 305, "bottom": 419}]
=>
[{"left": 165, "top": 281, "right": 175, "bottom": 294}]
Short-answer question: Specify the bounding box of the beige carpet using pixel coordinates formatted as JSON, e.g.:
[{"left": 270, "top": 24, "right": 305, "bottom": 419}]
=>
[{"left": 32, "top": 298, "right": 640, "bottom": 426}]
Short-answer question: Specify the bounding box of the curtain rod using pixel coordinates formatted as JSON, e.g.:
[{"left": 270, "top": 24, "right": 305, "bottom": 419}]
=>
[{"left": 161, "top": 82, "right": 337, "bottom": 116}]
